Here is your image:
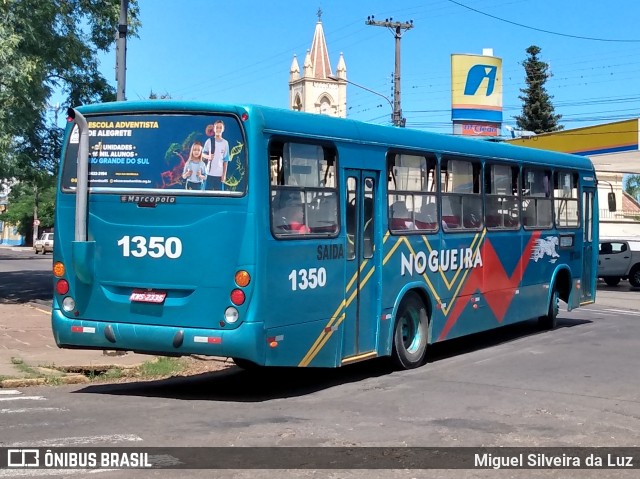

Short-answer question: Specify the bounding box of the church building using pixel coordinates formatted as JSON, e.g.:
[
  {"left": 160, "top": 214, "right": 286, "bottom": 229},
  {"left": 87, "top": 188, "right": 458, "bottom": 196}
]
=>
[{"left": 289, "top": 11, "right": 347, "bottom": 118}]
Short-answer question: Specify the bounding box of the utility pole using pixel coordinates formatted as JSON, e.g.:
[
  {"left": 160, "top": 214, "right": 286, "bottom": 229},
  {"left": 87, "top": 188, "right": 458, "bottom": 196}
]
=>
[
  {"left": 365, "top": 16, "right": 413, "bottom": 127},
  {"left": 32, "top": 184, "right": 39, "bottom": 246},
  {"left": 116, "top": 0, "right": 128, "bottom": 101}
]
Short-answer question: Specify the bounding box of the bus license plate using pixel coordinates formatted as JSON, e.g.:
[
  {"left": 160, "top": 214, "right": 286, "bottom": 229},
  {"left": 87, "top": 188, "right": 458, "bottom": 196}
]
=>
[{"left": 129, "top": 290, "right": 166, "bottom": 304}]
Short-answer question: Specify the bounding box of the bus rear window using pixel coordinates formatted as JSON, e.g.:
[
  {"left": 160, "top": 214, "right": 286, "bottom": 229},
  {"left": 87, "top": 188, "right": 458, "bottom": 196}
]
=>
[{"left": 61, "top": 113, "right": 247, "bottom": 195}]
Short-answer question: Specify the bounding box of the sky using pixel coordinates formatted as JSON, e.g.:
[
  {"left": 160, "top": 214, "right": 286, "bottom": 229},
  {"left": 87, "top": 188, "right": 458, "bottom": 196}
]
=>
[{"left": 97, "top": 0, "right": 640, "bottom": 135}]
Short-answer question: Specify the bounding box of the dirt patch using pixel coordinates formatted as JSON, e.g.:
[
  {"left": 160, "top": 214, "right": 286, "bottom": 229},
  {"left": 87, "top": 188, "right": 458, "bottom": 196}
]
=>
[
  {"left": 86, "top": 355, "right": 235, "bottom": 384},
  {"left": 176, "top": 355, "right": 235, "bottom": 376}
]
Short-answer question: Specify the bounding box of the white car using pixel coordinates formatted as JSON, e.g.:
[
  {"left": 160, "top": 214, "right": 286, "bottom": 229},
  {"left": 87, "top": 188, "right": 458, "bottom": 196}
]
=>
[
  {"left": 34, "top": 232, "right": 54, "bottom": 254},
  {"left": 598, "top": 238, "right": 640, "bottom": 287}
]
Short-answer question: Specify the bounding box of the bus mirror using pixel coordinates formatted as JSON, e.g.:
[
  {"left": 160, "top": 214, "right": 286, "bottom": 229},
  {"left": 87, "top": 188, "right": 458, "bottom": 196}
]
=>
[{"left": 608, "top": 192, "right": 617, "bottom": 212}]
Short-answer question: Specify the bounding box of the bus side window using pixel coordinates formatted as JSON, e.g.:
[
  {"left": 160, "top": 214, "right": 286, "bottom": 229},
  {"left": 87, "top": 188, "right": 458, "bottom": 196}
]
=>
[
  {"left": 522, "top": 167, "right": 552, "bottom": 229},
  {"left": 387, "top": 151, "right": 437, "bottom": 234},
  {"left": 554, "top": 171, "right": 579, "bottom": 228},
  {"left": 307, "top": 192, "right": 338, "bottom": 234},
  {"left": 389, "top": 200, "right": 414, "bottom": 230},
  {"left": 269, "top": 140, "right": 338, "bottom": 238},
  {"left": 272, "top": 189, "right": 307, "bottom": 233},
  {"left": 485, "top": 164, "right": 520, "bottom": 229},
  {"left": 441, "top": 156, "right": 482, "bottom": 231}
]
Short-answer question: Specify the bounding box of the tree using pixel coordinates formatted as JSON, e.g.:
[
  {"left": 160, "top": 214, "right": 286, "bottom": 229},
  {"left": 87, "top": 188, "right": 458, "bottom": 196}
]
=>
[
  {"left": 514, "top": 45, "right": 562, "bottom": 134},
  {"left": 0, "top": 182, "right": 56, "bottom": 237},
  {"left": 149, "top": 90, "right": 172, "bottom": 100},
  {"left": 0, "top": 0, "right": 140, "bottom": 242},
  {"left": 624, "top": 174, "right": 640, "bottom": 203}
]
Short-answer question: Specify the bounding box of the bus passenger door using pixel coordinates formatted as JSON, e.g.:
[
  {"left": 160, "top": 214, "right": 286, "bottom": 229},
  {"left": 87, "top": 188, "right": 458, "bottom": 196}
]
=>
[
  {"left": 342, "top": 170, "right": 381, "bottom": 362},
  {"left": 581, "top": 188, "right": 596, "bottom": 304}
]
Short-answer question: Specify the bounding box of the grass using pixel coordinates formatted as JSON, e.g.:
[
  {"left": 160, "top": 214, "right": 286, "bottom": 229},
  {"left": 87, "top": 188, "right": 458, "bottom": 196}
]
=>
[
  {"left": 0, "top": 356, "right": 190, "bottom": 387},
  {"left": 137, "top": 357, "right": 185, "bottom": 378},
  {"left": 102, "top": 368, "right": 125, "bottom": 380},
  {"left": 10, "top": 357, "right": 39, "bottom": 377},
  {"left": 44, "top": 376, "right": 63, "bottom": 386}
]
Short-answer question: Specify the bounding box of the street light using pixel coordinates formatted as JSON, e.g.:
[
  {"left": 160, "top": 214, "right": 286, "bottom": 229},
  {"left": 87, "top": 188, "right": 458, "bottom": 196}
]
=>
[{"left": 327, "top": 74, "right": 404, "bottom": 126}]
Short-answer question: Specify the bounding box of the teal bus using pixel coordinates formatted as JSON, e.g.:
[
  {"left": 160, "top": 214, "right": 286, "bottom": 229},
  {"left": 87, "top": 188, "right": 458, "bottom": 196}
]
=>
[{"left": 52, "top": 101, "right": 598, "bottom": 369}]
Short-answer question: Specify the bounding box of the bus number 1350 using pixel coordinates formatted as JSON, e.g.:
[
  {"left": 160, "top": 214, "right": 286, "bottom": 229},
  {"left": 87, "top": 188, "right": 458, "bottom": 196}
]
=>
[
  {"left": 289, "top": 267, "right": 327, "bottom": 291},
  {"left": 117, "top": 235, "right": 183, "bottom": 259}
]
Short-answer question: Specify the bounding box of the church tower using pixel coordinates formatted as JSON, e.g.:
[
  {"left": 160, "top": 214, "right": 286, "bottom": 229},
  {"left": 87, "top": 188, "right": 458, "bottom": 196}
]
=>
[{"left": 289, "top": 10, "right": 347, "bottom": 118}]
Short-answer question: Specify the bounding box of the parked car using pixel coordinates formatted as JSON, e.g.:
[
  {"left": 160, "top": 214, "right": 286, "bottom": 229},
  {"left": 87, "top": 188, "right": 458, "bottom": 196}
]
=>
[
  {"left": 34, "top": 232, "right": 54, "bottom": 254},
  {"left": 598, "top": 238, "right": 640, "bottom": 287}
]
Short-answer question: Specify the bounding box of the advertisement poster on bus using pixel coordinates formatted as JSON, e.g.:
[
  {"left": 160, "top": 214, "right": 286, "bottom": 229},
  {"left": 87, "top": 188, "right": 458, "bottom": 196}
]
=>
[{"left": 62, "top": 114, "right": 247, "bottom": 195}]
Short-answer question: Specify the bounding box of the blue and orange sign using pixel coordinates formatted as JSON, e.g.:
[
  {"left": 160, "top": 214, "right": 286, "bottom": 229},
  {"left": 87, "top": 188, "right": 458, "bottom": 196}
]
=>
[{"left": 451, "top": 54, "right": 503, "bottom": 123}]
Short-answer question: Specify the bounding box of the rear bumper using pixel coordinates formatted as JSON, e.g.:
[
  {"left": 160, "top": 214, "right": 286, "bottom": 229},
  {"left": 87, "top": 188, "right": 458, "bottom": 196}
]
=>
[{"left": 51, "top": 309, "right": 266, "bottom": 363}]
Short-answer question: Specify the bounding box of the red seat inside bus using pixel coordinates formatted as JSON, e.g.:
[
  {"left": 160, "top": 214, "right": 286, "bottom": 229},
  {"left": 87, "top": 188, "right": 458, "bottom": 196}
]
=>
[
  {"left": 485, "top": 214, "right": 501, "bottom": 228},
  {"left": 414, "top": 219, "right": 437, "bottom": 229},
  {"left": 442, "top": 215, "right": 460, "bottom": 228}
]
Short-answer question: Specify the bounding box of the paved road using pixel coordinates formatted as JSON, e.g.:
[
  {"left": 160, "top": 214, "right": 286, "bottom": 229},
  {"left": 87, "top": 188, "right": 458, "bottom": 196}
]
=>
[
  {"left": 1, "top": 303, "right": 639, "bottom": 478},
  {"left": 0, "top": 247, "right": 52, "bottom": 304},
  {"left": 1, "top": 247, "right": 640, "bottom": 478},
  {"left": 595, "top": 279, "right": 640, "bottom": 311}
]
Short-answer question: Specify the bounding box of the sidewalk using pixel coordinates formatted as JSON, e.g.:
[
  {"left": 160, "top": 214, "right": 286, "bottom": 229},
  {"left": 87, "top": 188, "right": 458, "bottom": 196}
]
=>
[{"left": 0, "top": 301, "right": 152, "bottom": 387}]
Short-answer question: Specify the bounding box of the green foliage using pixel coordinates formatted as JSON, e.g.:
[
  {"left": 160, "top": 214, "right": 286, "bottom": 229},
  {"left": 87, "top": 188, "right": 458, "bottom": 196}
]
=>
[
  {"left": 138, "top": 357, "right": 185, "bottom": 377},
  {"left": 624, "top": 174, "right": 640, "bottom": 203},
  {"left": 149, "top": 90, "right": 172, "bottom": 100},
  {"left": 0, "top": 180, "right": 56, "bottom": 236},
  {"left": 514, "top": 45, "right": 563, "bottom": 134},
  {"left": 0, "top": 0, "right": 140, "bottom": 227}
]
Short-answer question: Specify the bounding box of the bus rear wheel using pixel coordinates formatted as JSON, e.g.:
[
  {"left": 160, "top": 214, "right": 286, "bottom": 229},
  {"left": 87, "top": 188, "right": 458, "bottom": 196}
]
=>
[
  {"left": 392, "top": 292, "right": 428, "bottom": 369},
  {"left": 539, "top": 285, "right": 559, "bottom": 330}
]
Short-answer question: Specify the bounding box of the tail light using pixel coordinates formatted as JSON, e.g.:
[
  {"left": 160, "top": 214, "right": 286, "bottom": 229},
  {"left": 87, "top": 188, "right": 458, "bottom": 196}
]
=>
[{"left": 230, "top": 289, "right": 245, "bottom": 306}]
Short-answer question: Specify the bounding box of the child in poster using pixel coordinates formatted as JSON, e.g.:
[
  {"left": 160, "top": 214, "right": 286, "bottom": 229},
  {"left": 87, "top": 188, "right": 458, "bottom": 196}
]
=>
[
  {"left": 182, "top": 141, "right": 207, "bottom": 190},
  {"left": 203, "top": 120, "right": 230, "bottom": 190}
]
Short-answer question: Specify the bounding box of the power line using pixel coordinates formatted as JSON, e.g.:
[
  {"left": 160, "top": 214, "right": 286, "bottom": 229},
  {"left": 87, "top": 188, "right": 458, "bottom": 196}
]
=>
[{"left": 446, "top": 0, "right": 640, "bottom": 42}]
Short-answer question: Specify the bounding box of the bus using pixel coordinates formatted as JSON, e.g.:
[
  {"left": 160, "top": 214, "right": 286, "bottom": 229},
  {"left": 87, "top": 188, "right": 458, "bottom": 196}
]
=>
[{"left": 51, "top": 101, "right": 598, "bottom": 370}]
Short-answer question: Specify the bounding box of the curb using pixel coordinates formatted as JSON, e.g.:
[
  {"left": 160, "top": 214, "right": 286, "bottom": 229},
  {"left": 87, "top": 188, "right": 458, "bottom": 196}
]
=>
[
  {"left": 0, "top": 355, "right": 231, "bottom": 388},
  {"left": 0, "top": 361, "right": 143, "bottom": 389},
  {"left": 0, "top": 375, "right": 90, "bottom": 388}
]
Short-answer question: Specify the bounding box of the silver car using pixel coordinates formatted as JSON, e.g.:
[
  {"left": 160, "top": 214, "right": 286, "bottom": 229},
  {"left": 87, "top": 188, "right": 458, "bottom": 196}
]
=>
[
  {"left": 34, "top": 232, "right": 54, "bottom": 254},
  {"left": 598, "top": 238, "right": 640, "bottom": 287}
]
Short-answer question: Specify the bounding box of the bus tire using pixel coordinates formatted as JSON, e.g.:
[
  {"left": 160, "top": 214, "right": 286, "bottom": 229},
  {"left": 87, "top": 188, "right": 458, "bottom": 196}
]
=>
[
  {"left": 232, "top": 358, "right": 261, "bottom": 370},
  {"left": 603, "top": 276, "right": 620, "bottom": 287},
  {"left": 392, "top": 292, "right": 428, "bottom": 369},
  {"left": 629, "top": 265, "right": 640, "bottom": 288},
  {"left": 539, "top": 285, "right": 559, "bottom": 330}
]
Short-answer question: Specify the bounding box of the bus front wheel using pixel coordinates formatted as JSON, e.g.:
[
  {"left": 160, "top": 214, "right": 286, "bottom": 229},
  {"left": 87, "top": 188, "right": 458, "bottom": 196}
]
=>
[{"left": 392, "top": 292, "right": 428, "bottom": 369}]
